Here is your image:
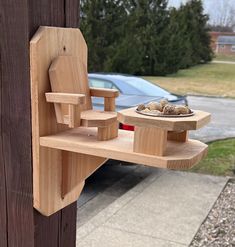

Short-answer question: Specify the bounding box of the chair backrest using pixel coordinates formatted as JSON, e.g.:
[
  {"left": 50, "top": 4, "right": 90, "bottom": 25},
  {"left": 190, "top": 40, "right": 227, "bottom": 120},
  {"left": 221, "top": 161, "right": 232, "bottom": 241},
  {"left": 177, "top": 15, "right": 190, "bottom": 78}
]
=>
[{"left": 49, "top": 56, "right": 92, "bottom": 116}]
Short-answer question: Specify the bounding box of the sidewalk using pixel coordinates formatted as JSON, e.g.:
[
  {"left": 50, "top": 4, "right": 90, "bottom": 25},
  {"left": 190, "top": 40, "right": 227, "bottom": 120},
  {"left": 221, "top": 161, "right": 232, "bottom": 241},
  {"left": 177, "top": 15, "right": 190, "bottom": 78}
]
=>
[
  {"left": 212, "top": 60, "right": 235, "bottom": 65},
  {"left": 76, "top": 169, "right": 228, "bottom": 247}
]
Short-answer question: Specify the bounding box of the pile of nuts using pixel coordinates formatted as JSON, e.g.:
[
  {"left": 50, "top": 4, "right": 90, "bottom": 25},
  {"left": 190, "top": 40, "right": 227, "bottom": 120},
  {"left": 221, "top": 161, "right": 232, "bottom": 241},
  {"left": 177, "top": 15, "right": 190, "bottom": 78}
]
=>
[{"left": 136, "top": 99, "right": 191, "bottom": 116}]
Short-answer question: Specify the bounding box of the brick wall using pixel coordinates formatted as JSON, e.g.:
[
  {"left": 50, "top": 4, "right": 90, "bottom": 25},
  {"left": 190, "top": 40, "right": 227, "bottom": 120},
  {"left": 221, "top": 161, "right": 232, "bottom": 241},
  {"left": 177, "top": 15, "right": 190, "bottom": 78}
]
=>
[{"left": 216, "top": 44, "right": 235, "bottom": 55}]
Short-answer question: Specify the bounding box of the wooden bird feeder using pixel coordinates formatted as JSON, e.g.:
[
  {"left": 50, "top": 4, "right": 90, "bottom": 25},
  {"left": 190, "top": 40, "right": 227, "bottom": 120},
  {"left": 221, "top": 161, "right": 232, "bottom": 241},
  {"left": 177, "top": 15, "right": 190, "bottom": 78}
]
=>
[{"left": 30, "top": 26, "right": 211, "bottom": 216}]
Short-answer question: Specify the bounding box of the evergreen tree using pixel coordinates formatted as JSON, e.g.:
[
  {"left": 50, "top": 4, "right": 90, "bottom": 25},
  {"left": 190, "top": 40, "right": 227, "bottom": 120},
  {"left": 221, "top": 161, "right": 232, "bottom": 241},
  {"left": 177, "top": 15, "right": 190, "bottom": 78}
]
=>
[
  {"left": 174, "top": 3, "right": 194, "bottom": 68},
  {"left": 80, "top": 0, "right": 127, "bottom": 72},
  {"left": 189, "top": 0, "right": 213, "bottom": 63},
  {"left": 80, "top": 0, "right": 213, "bottom": 75},
  {"left": 108, "top": 0, "right": 170, "bottom": 75},
  {"left": 176, "top": 0, "right": 213, "bottom": 68},
  {"left": 161, "top": 7, "right": 186, "bottom": 73}
]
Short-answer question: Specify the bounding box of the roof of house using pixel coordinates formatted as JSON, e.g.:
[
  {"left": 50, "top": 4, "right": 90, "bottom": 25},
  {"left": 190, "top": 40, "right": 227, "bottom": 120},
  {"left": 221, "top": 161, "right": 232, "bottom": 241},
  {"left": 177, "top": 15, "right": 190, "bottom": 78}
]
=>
[
  {"left": 210, "top": 32, "right": 235, "bottom": 36},
  {"left": 217, "top": 36, "right": 235, "bottom": 45}
]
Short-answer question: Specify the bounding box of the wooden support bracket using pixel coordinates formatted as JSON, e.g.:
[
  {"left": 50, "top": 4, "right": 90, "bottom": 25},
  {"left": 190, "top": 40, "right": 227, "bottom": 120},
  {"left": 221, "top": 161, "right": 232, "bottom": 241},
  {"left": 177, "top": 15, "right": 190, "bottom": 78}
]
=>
[{"left": 61, "top": 152, "right": 106, "bottom": 198}]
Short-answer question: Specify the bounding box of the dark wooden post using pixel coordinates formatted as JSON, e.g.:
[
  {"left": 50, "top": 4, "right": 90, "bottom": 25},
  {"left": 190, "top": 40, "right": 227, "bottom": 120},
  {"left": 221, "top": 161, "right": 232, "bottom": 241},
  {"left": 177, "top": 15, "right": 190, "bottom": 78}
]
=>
[{"left": 0, "top": 1, "right": 80, "bottom": 246}]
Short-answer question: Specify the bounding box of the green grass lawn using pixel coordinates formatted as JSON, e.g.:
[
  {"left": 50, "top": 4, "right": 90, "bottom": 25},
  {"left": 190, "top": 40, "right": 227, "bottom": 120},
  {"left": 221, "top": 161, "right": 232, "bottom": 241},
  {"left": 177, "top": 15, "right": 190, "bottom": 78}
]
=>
[
  {"left": 189, "top": 139, "right": 235, "bottom": 177},
  {"left": 142, "top": 63, "right": 235, "bottom": 177},
  {"left": 143, "top": 62, "right": 235, "bottom": 98},
  {"left": 215, "top": 54, "right": 235, "bottom": 62}
]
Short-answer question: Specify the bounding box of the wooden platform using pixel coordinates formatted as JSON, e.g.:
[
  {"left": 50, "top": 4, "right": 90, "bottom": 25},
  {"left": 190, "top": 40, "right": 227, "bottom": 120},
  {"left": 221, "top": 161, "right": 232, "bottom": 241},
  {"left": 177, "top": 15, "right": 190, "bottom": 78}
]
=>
[{"left": 40, "top": 127, "right": 208, "bottom": 170}]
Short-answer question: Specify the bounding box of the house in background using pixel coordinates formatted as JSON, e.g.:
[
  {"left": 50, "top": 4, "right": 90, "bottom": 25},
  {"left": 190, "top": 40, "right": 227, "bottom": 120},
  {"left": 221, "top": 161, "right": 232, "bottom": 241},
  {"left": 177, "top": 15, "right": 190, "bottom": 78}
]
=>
[
  {"left": 209, "top": 32, "right": 235, "bottom": 55},
  {"left": 209, "top": 32, "right": 235, "bottom": 51},
  {"left": 216, "top": 36, "right": 235, "bottom": 55}
]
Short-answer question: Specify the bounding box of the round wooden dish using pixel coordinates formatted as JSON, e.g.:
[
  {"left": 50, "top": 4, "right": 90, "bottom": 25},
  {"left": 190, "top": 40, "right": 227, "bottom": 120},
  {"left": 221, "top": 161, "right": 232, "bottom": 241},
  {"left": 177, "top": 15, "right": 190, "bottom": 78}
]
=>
[{"left": 135, "top": 109, "right": 195, "bottom": 118}]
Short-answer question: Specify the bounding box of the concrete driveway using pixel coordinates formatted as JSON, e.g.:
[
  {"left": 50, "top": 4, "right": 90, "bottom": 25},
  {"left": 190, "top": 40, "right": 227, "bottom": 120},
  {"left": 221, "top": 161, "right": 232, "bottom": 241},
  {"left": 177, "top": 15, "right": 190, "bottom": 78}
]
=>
[
  {"left": 77, "top": 171, "right": 227, "bottom": 247},
  {"left": 188, "top": 96, "right": 235, "bottom": 142}
]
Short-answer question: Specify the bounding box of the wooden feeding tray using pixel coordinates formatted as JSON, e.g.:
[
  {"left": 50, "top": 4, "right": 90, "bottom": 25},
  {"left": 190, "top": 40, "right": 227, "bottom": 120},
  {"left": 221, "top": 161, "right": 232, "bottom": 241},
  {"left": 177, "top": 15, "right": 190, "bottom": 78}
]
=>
[
  {"left": 30, "top": 26, "right": 211, "bottom": 217},
  {"left": 118, "top": 107, "right": 211, "bottom": 156}
]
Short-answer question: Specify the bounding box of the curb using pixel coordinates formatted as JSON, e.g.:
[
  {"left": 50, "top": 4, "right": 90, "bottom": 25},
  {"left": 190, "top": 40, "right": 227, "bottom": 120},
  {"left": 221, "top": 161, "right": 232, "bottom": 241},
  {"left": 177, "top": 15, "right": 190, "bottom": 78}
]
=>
[{"left": 186, "top": 93, "right": 234, "bottom": 99}]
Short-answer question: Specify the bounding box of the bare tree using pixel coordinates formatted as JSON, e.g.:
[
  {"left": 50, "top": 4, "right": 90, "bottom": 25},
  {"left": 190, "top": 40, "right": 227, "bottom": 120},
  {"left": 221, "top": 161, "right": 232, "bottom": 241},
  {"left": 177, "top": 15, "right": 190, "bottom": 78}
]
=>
[{"left": 208, "top": 0, "right": 235, "bottom": 30}]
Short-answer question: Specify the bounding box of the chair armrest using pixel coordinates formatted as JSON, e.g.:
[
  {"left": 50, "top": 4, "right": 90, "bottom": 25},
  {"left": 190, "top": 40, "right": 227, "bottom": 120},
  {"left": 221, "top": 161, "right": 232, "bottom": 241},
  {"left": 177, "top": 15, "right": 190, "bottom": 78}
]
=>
[
  {"left": 90, "top": 88, "right": 119, "bottom": 111},
  {"left": 90, "top": 87, "right": 119, "bottom": 98},
  {"left": 45, "top": 92, "right": 85, "bottom": 105},
  {"left": 45, "top": 93, "right": 85, "bottom": 128}
]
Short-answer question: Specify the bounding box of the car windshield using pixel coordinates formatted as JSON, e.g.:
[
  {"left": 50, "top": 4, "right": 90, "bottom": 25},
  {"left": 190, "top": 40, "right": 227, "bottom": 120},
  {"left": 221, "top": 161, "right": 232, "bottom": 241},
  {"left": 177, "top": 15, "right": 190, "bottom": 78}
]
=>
[{"left": 124, "top": 77, "right": 170, "bottom": 96}]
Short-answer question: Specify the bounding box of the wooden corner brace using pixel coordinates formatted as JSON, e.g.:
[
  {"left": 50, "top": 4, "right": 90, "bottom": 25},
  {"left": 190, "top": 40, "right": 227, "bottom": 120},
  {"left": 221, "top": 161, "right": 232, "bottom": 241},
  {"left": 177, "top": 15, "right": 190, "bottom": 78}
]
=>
[{"left": 61, "top": 151, "right": 106, "bottom": 199}]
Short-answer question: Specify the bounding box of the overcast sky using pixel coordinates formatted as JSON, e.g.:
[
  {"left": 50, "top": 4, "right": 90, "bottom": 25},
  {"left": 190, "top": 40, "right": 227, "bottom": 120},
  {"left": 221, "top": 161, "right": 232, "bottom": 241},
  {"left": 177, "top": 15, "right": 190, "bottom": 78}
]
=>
[{"left": 168, "top": 0, "right": 235, "bottom": 25}]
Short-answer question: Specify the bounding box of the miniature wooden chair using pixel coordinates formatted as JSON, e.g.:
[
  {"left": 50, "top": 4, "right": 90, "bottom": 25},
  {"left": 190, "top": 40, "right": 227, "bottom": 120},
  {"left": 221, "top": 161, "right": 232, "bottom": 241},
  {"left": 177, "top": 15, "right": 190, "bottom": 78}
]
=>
[{"left": 46, "top": 55, "right": 119, "bottom": 141}]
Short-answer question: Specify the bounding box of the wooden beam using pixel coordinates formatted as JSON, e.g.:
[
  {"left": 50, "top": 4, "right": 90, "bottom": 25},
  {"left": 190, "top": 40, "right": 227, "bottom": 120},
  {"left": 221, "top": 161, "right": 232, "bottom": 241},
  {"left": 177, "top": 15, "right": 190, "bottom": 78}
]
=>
[
  {"left": 0, "top": 0, "right": 80, "bottom": 246},
  {"left": 0, "top": 133, "right": 7, "bottom": 246},
  {"left": 0, "top": 1, "right": 35, "bottom": 246}
]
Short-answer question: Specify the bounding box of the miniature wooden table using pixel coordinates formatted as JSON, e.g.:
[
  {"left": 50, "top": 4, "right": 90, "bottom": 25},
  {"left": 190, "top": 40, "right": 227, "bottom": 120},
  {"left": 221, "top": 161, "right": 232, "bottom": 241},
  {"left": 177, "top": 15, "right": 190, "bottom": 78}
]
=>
[{"left": 118, "top": 107, "right": 211, "bottom": 156}]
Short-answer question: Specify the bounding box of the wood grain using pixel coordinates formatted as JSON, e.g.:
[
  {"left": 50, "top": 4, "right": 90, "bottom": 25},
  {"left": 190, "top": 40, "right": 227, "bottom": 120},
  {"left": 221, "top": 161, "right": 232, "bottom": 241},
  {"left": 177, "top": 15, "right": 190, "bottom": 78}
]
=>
[
  {"left": 30, "top": 0, "right": 80, "bottom": 241},
  {"left": 30, "top": 27, "right": 109, "bottom": 216},
  {"left": 104, "top": 98, "right": 116, "bottom": 111},
  {"left": 0, "top": 5, "right": 7, "bottom": 238},
  {"left": 68, "top": 104, "right": 81, "bottom": 128},
  {"left": 98, "top": 121, "right": 119, "bottom": 141},
  {"left": 49, "top": 55, "right": 92, "bottom": 112},
  {"left": 61, "top": 152, "right": 106, "bottom": 197},
  {"left": 0, "top": 135, "right": 7, "bottom": 246},
  {"left": 49, "top": 55, "right": 118, "bottom": 131},
  {"left": 118, "top": 107, "right": 211, "bottom": 131},
  {"left": 0, "top": 1, "right": 80, "bottom": 246},
  {"left": 134, "top": 127, "right": 168, "bottom": 156},
  {"left": 167, "top": 130, "right": 188, "bottom": 142},
  {"left": 40, "top": 127, "right": 208, "bottom": 170},
  {"left": 59, "top": 109, "right": 117, "bottom": 127},
  {"left": 31, "top": 27, "right": 84, "bottom": 216},
  {"left": 80, "top": 110, "right": 117, "bottom": 127},
  {"left": 90, "top": 87, "right": 119, "bottom": 98},
  {"left": 0, "top": 1, "right": 34, "bottom": 246},
  {"left": 45, "top": 92, "right": 86, "bottom": 104},
  {"left": 65, "top": 0, "right": 80, "bottom": 27}
]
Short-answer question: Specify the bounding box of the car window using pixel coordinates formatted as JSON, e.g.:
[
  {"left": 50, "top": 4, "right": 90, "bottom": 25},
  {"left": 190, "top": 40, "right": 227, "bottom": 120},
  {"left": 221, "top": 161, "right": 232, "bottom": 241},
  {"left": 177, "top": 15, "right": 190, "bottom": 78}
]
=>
[
  {"left": 89, "top": 78, "right": 118, "bottom": 90},
  {"left": 124, "top": 78, "right": 170, "bottom": 96}
]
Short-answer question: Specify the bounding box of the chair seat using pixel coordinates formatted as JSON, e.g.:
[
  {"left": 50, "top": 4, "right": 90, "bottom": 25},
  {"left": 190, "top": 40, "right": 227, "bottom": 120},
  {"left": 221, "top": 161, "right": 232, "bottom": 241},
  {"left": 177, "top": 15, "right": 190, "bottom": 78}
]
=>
[{"left": 64, "top": 110, "right": 117, "bottom": 127}]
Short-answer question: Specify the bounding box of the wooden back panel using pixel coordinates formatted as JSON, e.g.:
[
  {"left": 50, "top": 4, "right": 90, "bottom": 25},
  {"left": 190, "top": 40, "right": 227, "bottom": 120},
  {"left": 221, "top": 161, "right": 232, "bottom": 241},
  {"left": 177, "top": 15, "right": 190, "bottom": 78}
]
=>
[
  {"left": 30, "top": 26, "right": 106, "bottom": 216},
  {"left": 49, "top": 56, "right": 92, "bottom": 112}
]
